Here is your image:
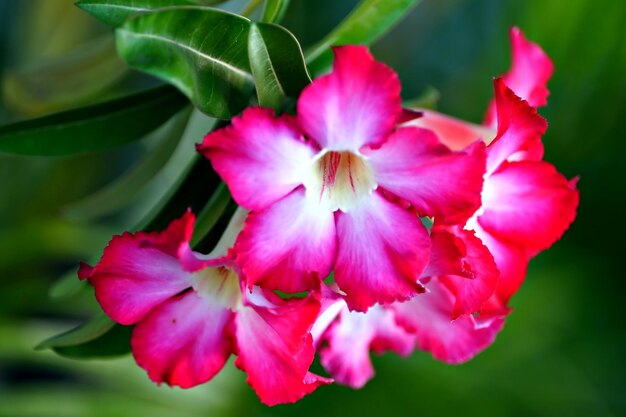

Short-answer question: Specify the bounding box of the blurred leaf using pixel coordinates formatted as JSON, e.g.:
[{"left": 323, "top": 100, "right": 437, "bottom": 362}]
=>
[
  {"left": 61, "top": 106, "right": 192, "bottom": 222},
  {"left": 116, "top": 7, "right": 255, "bottom": 119},
  {"left": 36, "top": 310, "right": 115, "bottom": 350},
  {"left": 305, "top": 0, "right": 421, "bottom": 74},
  {"left": 403, "top": 86, "right": 440, "bottom": 110},
  {"left": 2, "top": 36, "right": 128, "bottom": 117},
  {"left": 191, "top": 182, "right": 232, "bottom": 247},
  {"left": 75, "top": 0, "right": 227, "bottom": 27},
  {"left": 53, "top": 323, "right": 132, "bottom": 358},
  {"left": 248, "top": 22, "right": 310, "bottom": 109},
  {"left": 0, "top": 85, "right": 188, "bottom": 156},
  {"left": 261, "top": 0, "right": 290, "bottom": 23}
]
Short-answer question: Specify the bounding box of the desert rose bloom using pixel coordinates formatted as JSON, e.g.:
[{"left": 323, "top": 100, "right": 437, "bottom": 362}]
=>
[
  {"left": 78, "top": 210, "right": 330, "bottom": 406},
  {"left": 199, "top": 45, "right": 486, "bottom": 312},
  {"left": 312, "top": 225, "right": 501, "bottom": 387},
  {"left": 408, "top": 28, "right": 578, "bottom": 315}
]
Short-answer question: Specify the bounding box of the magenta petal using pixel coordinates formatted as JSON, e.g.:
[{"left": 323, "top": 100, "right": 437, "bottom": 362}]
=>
[
  {"left": 198, "top": 107, "right": 317, "bottom": 211},
  {"left": 486, "top": 79, "right": 547, "bottom": 174},
  {"left": 297, "top": 45, "right": 402, "bottom": 151},
  {"left": 85, "top": 213, "right": 195, "bottom": 325},
  {"left": 485, "top": 27, "right": 554, "bottom": 127},
  {"left": 131, "top": 291, "right": 233, "bottom": 388},
  {"left": 480, "top": 160, "right": 579, "bottom": 254},
  {"left": 319, "top": 304, "right": 414, "bottom": 388},
  {"left": 365, "top": 127, "right": 486, "bottom": 224},
  {"left": 335, "top": 191, "right": 429, "bottom": 311},
  {"left": 392, "top": 280, "right": 504, "bottom": 364},
  {"left": 234, "top": 188, "right": 336, "bottom": 293},
  {"left": 425, "top": 226, "right": 498, "bottom": 319},
  {"left": 234, "top": 292, "right": 330, "bottom": 406}
]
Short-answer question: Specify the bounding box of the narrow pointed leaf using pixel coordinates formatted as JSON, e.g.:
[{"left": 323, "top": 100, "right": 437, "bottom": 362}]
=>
[
  {"left": 76, "top": 0, "right": 228, "bottom": 27},
  {"left": 0, "top": 85, "right": 188, "bottom": 156},
  {"left": 53, "top": 324, "right": 133, "bottom": 358},
  {"left": 191, "top": 182, "right": 232, "bottom": 246},
  {"left": 116, "top": 7, "right": 255, "bottom": 119},
  {"left": 248, "top": 22, "right": 310, "bottom": 109},
  {"left": 36, "top": 310, "right": 116, "bottom": 350},
  {"left": 261, "top": 0, "right": 290, "bottom": 23},
  {"left": 305, "top": 0, "right": 421, "bottom": 74}
]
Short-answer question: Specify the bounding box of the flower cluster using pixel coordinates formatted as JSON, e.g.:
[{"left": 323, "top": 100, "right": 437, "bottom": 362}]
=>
[{"left": 79, "top": 28, "right": 578, "bottom": 404}]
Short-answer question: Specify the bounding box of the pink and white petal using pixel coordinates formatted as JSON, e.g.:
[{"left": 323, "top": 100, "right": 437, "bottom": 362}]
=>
[
  {"left": 365, "top": 127, "right": 486, "bottom": 224},
  {"left": 198, "top": 107, "right": 317, "bottom": 211},
  {"left": 334, "top": 191, "right": 430, "bottom": 312},
  {"left": 479, "top": 160, "right": 579, "bottom": 254},
  {"left": 392, "top": 280, "right": 504, "bottom": 364},
  {"left": 426, "top": 226, "right": 498, "bottom": 318},
  {"left": 85, "top": 215, "right": 195, "bottom": 325},
  {"left": 486, "top": 80, "right": 547, "bottom": 174},
  {"left": 406, "top": 109, "right": 496, "bottom": 150},
  {"left": 131, "top": 290, "right": 233, "bottom": 388},
  {"left": 234, "top": 188, "right": 336, "bottom": 293},
  {"left": 319, "top": 305, "right": 414, "bottom": 388},
  {"left": 234, "top": 292, "right": 330, "bottom": 406},
  {"left": 485, "top": 27, "right": 554, "bottom": 128},
  {"left": 297, "top": 45, "right": 402, "bottom": 151}
]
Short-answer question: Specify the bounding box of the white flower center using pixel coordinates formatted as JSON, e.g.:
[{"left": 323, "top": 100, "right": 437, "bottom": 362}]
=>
[
  {"left": 190, "top": 266, "right": 242, "bottom": 310},
  {"left": 304, "top": 150, "right": 376, "bottom": 212}
]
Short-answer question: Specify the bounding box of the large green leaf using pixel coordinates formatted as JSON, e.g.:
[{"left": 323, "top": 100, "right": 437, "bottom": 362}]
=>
[
  {"left": 116, "top": 7, "right": 255, "bottom": 119},
  {"left": 261, "top": 0, "right": 290, "bottom": 23},
  {"left": 248, "top": 22, "right": 310, "bottom": 109},
  {"left": 0, "top": 85, "right": 188, "bottom": 156},
  {"left": 305, "top": 0, "right": 421, "bottom": 74},
  {"left": 76, "top": 0, "right": 228, "bottom": 27},
  {"left": 53, "top": 324, "right": 133, "bottom": 358}
]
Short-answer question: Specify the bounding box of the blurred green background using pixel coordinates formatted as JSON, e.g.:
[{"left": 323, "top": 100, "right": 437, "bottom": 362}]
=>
[{"left": 0, "top": 0, "right": 624, "bottom": 416}]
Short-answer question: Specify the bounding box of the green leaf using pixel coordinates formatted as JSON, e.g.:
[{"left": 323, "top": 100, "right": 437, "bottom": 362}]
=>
[
  {"left": 191, "top": 182, "right": 232, "bottom": 247},
  {"left": 403, "top": 85, "right": 441, "bottom": 110},
  {"left": 305, "top": 0, "right": 421, "bottom": 74},
  {"left": 36, "top": 310, "right": 116, "bottom": 350},
  {"left": 0, "top": 85, "right": 188, "bottom": 156},
  {"left": 60, "top": 106, "right": 192, "bottom": 222},
  {"left": 53, "top": 324, "right": 132, "bottom": 358},
  {"left": 261, "top": 0, "right": 290, "bottom": 23},
  {"left": 76, "top": 0, "right": 228, "bottom": 27},
  {"left": 116, "top": 7, "right": 255, "bottom": 119},
  {"left": 248, "top": 22, "right": 310, "bottom": 109}
]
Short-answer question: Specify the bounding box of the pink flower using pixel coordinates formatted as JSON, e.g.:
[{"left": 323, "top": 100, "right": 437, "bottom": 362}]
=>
[
  {"left": 79, "top": 210, "right": 330, "bottom": 406},
  {"left": 198, "top": 45, "right": 486, "bottom": 312},
  {"left": 312, "top": 224, "right": 502, "bottom": 387}
]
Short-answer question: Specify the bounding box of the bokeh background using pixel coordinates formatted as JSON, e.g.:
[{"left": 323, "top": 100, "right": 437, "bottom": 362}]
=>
[{"left": 1, "top": 0, "right": 624, "bottom": 416}]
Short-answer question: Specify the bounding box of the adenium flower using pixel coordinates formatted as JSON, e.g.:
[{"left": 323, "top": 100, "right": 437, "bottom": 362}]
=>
[
  {"left": 78, "top": 210, "right": 330, "bottom": 406},
  {"left": 312, "top": 224, "right": 501, "bottom": 388},
  {"left": 199, "top": 45, "right": 486, "bottom": 312},
  {"left": 313, "top": 28, "right": 579, "bottom": 381}
]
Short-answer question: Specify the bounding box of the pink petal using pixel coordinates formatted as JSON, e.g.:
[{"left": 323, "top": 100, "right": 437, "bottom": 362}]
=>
[
  {"left": 131, "top": 290, "right": 233, "bottom": 388},
  {"left": 334, "top": 191, "right": 429, "bottom": 311},
  {"left": 85, "top": 213, "right": 195, "bottom": 325},
  {"left": 297, "top": 45, "right": 402, "bottom": 151},
  {"left": 486, "top": 79, "right": 547, "bottom": 174},
  {"left": 470, "top": 224, "right": 528, "bottom": 314},
  {"left": 234, "top": 188, "right": 336, "bottom": 293},
  {"left": 426, "top": 226, "right": 499, "bottom": 318},
  {"left": 234, "top": 291, "right": 330, "bottom": 406},
  {"left": 407, "top": 109, "right": 495, "bottom": 150},
  {"left": 485, "top": 27, "right": 554, "bottom": 127},
  {"left": 365, "top": 127, "right": 486, "bottom": 224},
  {"left": 479, "top": 160, "right": 579, "bottom": 254},
  {"left": 198, "top": 107, "right": 317, "bottom": 211},
  {"left": 319, "top": 304, "right": 414, "bottom": 388},
  {"left": 392, "top": 280, "right": 504, "bottom": 364}
]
